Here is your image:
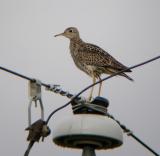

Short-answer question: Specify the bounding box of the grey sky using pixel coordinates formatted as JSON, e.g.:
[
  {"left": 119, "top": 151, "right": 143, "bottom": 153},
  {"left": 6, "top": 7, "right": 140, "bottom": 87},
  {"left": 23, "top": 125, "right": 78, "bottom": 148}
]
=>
[{"left": 0, "top": 0, "right": 160, "bottom": 156}]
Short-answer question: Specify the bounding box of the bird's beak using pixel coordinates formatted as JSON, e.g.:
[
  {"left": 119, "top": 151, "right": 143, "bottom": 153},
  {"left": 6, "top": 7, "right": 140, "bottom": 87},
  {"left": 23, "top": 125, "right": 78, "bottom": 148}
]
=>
[{"left": 54, "top": 32, "right": 64, "bottom": 37}]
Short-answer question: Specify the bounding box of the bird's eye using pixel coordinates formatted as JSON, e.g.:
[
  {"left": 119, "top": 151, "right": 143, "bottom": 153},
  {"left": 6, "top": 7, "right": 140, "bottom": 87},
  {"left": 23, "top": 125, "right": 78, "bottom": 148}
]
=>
[{"left": 69, "top": 29, "right": 73, "bottom": 33}]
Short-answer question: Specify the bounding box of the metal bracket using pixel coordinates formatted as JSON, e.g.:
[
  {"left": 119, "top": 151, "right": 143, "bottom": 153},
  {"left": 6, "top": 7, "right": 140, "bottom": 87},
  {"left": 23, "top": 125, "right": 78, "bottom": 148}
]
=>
[{"left": 28, "top": 79, "right": 44, "bottom": 126}]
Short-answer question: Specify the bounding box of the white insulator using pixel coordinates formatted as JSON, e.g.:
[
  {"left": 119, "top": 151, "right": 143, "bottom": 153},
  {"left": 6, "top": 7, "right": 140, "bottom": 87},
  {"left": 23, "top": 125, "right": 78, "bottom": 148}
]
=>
[{"left": 52, "top": 114, "right": 123, "bottom": 150}]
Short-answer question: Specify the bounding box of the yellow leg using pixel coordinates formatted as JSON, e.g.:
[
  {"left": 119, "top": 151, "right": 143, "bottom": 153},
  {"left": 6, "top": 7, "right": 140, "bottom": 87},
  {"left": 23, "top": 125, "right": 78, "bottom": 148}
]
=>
[
  {"left": 98, "top": 76, "right": 102, "bottom": 97},
  {"left": 88, "top": 75, "right": 96, "bottom": 101}
]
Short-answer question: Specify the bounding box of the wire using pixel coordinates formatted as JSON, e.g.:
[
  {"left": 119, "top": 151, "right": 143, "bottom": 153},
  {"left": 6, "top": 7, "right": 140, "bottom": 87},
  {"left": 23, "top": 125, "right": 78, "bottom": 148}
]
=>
[
  {"left": 0, "top": 66, "right": 32, "bottom": 81},
  {"left": 0, "top": 55, "right": 159, "bottom": 100},
  {"left": 107, "top": 113, "right": 160, "bottom": 156},
  {"left": 130, "top": 133, "right": 159, "bottom": 156},
  {"left": 0, "top": 55, "right": 160, "bottom": 123},
  {"left": 0, "top": 55, "right": 160, "bottom": 156},
  {"left": 45, "top": 55, "right": 160, "bottom": 156},
  {"left": 46, "top": 55, "right": 160, "bottom": 123},
  {"left": 0, "top": 66, "right": 49, "bottom": 87}
]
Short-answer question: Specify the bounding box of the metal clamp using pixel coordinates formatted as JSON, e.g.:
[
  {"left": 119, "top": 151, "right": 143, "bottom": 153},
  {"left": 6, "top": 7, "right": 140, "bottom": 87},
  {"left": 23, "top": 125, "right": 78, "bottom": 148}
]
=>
[{"left": 28, "top": 79, "right": 44, "bottom": 126}]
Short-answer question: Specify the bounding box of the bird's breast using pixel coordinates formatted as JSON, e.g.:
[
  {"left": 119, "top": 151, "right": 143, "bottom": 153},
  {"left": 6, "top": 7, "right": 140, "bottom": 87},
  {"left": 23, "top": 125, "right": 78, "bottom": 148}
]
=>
[
  {"left": 69, "top": 41, "right": 101, "bottom": 78},
  {"left": 69, "top": 42, "right": 79, "bottom": 57}
]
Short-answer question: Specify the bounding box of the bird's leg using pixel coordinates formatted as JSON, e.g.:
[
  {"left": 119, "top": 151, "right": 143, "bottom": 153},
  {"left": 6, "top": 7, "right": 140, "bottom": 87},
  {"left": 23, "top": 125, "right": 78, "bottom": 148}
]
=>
[
  {"left": 88, "top": 75, "right": 96, "bottom": 101},
  {"left": 98, "top": 76, "right": 102, "bottom": 97}
]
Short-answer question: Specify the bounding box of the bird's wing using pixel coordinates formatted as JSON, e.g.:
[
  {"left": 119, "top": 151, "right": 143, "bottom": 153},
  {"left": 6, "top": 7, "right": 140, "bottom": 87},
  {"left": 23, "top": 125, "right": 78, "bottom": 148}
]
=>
[{"left": 78, "top": 43, "right": 131, "bottom": 72}]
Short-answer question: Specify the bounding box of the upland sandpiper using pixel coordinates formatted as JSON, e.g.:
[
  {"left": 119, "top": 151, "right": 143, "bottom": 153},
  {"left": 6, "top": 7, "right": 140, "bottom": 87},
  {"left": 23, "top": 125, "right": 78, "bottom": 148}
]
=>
[{"left": 55, "top": 27, "right": 133, "bottom": 101}]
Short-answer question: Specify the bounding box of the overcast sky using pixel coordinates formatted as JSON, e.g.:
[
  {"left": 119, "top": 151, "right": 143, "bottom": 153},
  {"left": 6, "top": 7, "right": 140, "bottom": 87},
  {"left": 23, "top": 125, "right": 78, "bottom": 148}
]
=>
[{"left": 0, "top": 0, "right": 160, "bottom": 156}]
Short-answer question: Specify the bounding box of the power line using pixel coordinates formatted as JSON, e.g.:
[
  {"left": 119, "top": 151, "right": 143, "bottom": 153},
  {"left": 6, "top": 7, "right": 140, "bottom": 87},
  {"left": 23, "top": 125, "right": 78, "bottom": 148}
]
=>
[
  {"left": 45, "top": 55, "right": 160, "bottom": 156},
  {"left": 1, "top": 55, "right": 160, "bottom": 122},
  {"left": 130, "top": 134, "right": 159, "bottom": 156},
  {"left": 107, "top": 113, "right": 160, "bottom": 156},
  {"left": 0, "top": 55, "right": 159, "bottom": 91},
  {"left": 0, "top": 55, "right": 160, "bottom": 156},
  {"left": 0, "top": 66, "right": 49, "bottom": 87},
  {"left": 46, "top": 55, "right": 160, "bottom": 123},
  {"left": 0, "top": 55, "right": 160, "bottom": 100},
  {"left": 0, "top": 55, "right": 160, "bottom": 116}
]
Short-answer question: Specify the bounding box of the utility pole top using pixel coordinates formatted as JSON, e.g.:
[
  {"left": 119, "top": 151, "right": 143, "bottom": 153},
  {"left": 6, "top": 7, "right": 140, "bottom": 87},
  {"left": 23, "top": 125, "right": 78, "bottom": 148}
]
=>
[{"left": 52, "top": 97, "right": 123, "bottom": 156}]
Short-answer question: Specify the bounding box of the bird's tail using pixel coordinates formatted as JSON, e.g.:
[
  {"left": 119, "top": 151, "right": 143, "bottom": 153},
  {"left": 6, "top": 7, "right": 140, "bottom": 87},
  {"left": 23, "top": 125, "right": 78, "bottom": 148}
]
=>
[{"left": 120, "top": 73, "right": 134, "bottom": 81}]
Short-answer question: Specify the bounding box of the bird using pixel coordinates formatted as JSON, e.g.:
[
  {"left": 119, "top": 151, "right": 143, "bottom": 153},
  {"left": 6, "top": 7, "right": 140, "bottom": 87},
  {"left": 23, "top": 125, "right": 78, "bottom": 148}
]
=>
[{"left": 55, "top": 27, "right": 133, "bottom": 101}]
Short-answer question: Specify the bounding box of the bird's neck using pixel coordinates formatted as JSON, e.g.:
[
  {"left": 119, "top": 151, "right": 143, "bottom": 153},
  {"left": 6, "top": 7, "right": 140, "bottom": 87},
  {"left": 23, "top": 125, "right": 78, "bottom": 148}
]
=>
[
  {"left": 69, "top": 38, "right": 84, "bottom": 57},
  {"left": 70, "top": 37, "right": 83, "bottom": 45}
]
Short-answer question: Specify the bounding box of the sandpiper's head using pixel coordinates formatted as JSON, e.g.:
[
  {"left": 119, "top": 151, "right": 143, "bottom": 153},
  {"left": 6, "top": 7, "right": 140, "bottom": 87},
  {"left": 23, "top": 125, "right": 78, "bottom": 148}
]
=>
[{"left": 55, "top": 27, "right": 80, "bottom": 39}]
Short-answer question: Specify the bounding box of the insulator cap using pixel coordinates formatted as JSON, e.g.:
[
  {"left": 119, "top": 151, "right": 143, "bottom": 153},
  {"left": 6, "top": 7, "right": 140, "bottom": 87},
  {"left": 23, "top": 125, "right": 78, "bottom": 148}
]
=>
[
  {"left": 91, "top": 96, "right": 109, "bottom": 108},
  {"left": 71, "top": 96, "right": 109, "bottom": 115},
  {"left": 52, "top": 114, "right": 123, "bottom": 150}
]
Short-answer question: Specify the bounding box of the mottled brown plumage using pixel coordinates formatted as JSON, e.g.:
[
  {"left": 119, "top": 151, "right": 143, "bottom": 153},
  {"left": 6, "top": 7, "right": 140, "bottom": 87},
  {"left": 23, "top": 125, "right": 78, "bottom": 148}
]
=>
[{"left": 55, "top": 27, "right": 133, "bottom": 100}]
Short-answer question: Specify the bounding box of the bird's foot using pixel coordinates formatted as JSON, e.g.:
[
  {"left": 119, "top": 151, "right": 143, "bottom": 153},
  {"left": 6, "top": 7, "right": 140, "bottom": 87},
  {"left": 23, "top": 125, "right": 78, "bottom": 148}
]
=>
[{"left": 87, "top": 96, "right": 93, "bottom": 102}]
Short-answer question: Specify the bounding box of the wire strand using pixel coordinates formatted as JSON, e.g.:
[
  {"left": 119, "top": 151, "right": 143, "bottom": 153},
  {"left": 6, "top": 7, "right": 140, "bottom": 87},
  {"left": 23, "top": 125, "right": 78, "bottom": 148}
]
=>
[
  {"left": 0, "top": 55, "right": 160, "bottom": 156},
  {"left": 46, "top": 55, "right": 160, "bottom": 123},
  {"left": 45, "top": 55, "right": 160, "bottom": 156},
  {"left": 130, "top": 133, "right": 159, "bottom": 156},
  {"left": 107, "top": 113, "right": 160, "bottom": 156},
  {"left": 0, "top": 55, "right": 160, "bottom": 124},
  {"left": 0, "top": 66, "right": 49, "bottom": 87}
]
